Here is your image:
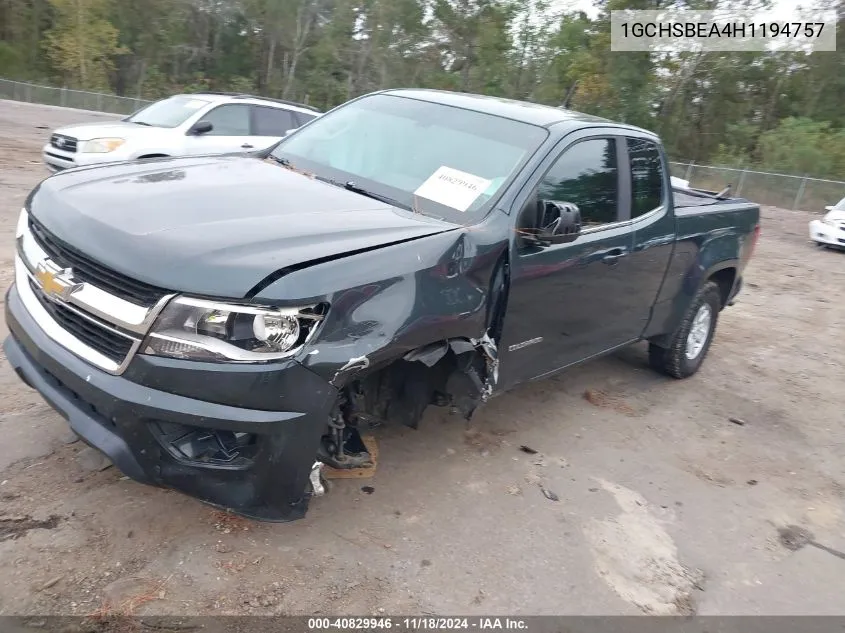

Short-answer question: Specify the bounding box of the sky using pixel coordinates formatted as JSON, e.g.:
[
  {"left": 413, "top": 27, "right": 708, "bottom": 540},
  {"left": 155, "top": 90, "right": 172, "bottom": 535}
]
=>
[
  {"left": 550, "top": 0, "right": 598, "bottom": 17},
  {"left": 549, "top": 0, "right": 828, "bottom": 19}
]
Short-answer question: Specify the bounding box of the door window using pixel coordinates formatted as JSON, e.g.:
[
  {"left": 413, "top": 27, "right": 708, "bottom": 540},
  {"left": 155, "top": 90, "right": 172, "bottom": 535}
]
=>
[
  {"left": 253, "top": 106, "right": 297, "bottom": 136},
  {"left": 627, "top": 138, "right": 664, "bottom": 217},
  {"left": 537, "top": 138, "right": 620, "bottom": 228},
  {"left": 198, "top": 104, "right": 251, "bottom": 136},
  {"left": 294, "top": 112, "right": 318, "bottom": 127}
]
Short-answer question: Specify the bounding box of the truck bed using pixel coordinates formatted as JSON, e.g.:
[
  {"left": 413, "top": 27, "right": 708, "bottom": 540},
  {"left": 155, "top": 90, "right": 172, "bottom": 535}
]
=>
[{"left": 673, "top": 185, "right": 738, "bottom": 209}]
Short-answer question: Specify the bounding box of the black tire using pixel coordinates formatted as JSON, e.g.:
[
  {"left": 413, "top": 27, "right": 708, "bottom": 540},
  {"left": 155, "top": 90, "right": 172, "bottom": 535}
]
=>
[{"left": 649, "top": 281, "right": 722, "bottom": 379}]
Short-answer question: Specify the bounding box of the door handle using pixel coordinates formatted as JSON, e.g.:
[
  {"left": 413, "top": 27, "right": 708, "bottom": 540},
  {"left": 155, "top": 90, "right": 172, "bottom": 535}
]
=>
[
  {"left": 241, "top": 143, "right": 254, "bottom": 149},
  {"left": 602, "top": 248, "right": 627, "bottom": 265}
]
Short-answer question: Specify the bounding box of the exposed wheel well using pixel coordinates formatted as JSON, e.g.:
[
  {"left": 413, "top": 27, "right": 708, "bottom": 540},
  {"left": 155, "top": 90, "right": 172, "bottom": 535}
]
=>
[
  {"left": 709, "top": 267, "right": 736, "bottom": 308},
  {"left": 321, "top": 252, "right": 509, "bottom": 465}
]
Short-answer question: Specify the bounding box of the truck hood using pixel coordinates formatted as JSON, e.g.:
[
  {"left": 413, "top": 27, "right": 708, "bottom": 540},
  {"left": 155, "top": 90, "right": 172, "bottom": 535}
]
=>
[
  {"left": 29, "top": 155, "right": 459, "bottom": 298},
  {"left": 53, "top": 120, "right": 169, "bottom": 142}
]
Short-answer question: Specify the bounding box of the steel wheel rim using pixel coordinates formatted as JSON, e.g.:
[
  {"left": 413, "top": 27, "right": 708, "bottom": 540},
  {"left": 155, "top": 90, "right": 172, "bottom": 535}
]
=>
[{"left": 685, "top": 303, "right": 712, "bottom": 360}]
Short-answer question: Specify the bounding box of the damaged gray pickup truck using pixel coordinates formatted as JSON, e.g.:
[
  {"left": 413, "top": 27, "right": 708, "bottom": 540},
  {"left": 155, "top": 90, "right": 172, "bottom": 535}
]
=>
[{"left": 4, "top": 89, "right": 761, "bottom": 521}]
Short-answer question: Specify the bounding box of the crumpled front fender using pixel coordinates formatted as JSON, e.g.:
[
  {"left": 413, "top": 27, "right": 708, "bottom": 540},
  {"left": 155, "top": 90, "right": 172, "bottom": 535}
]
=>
[{"left": 253, "top": 227, "right": 509, "bottom": 388}]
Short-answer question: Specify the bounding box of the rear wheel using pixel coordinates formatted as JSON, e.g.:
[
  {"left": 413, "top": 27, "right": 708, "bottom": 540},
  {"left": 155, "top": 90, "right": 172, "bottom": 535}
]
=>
[{"left": 649, "top": 281, "right": 721, "bottom": 379}]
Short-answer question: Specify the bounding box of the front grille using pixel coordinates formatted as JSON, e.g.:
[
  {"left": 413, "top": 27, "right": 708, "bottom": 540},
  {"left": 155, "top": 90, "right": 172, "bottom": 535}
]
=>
[
  {"left": 50, "top": 134, "right": 78, "bottom": 153},
  {"left": 29, "top": 217, "right": 167, "bottom": 306},
  {"left": 29, "top": 279, "right": 135, "bottom": 364}
]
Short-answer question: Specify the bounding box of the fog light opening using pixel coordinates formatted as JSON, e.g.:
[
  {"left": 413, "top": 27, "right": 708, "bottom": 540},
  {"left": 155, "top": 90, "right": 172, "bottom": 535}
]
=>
[{"left": 149, "top": 421, "right": 257, "bottom": 469}]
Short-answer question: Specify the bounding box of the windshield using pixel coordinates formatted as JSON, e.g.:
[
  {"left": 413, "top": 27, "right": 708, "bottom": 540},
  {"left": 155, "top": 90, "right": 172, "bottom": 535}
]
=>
[
  {"left": 834, "top": 198, "right": 845, "bottom": 211},
  {"left": 269, "top": 93, "right": 548, "bottom": 223},
  {"left": 126, "top": 95, "right": 211, "bottom": 128}
]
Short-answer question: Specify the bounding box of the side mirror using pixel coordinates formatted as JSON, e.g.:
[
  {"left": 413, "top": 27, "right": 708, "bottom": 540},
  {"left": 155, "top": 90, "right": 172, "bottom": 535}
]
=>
[
  {"left": 189, "top": 121, "right": 213, "bottom": 135},
  {"left": 824, "top": 205, "right": 834, "bottom": 212},
  {"left": 283, "top": 128, "right": 298, "bottom": 137},
  {"left": 534, "top": 200, "right": 582, "bottom": 245}
]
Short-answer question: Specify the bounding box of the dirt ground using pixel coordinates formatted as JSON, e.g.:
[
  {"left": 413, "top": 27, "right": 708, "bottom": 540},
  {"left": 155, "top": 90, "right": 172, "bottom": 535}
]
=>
[{"left": 0, "top": 99, "right": 843, "bottom": 618}]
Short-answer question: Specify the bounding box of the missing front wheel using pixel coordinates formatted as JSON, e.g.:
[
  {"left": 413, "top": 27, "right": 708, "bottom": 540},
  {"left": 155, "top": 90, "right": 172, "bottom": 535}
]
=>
[{"left": 317, "top": 399, "right": 373, "bottom": 469}]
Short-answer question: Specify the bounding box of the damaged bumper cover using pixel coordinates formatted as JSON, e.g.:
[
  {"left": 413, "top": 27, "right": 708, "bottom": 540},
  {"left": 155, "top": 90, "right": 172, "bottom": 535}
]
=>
[{"left": 4, "top": 283, "right": 336, "bottom": 521}]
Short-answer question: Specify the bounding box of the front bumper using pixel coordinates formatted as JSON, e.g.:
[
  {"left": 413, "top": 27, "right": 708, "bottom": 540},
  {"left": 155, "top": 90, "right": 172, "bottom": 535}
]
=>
[
  {"left": 42, "top": 143, "right": 131, "bottom": 172},
  {"left": 809, "top": 220, "right": 845, "bottom": 247},
  {"left": 4, "top": 281, "right": 337, "bottom": 521}
]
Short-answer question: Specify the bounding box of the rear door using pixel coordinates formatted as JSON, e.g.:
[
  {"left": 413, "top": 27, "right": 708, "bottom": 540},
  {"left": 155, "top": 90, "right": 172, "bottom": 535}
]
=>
[
  {"left": 625, "top": 135, "right": 676, "bottom": 336},
  {"left": 250, "top": 105, "right": 300, "bottom": 150},
  {"left": 498, "top": 131, "right": 641, "bottom": 387},
  {"left": 294, "top": 112, "right": 318, "bottom": 127},
  {"left": 184, "top": 103, "right": 254, "bottom": 155}
]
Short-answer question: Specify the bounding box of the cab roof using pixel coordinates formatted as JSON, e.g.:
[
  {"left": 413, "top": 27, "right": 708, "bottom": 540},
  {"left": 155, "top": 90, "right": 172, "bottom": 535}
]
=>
[
  {"left": 380, "top": 88, "right": 655, "bottom": 137},
  {"left": 181, "top": 92, "right": 320, "bottom": 114},
  {"left": 381, "top": 88, "right": 607, "bottom": 128}
]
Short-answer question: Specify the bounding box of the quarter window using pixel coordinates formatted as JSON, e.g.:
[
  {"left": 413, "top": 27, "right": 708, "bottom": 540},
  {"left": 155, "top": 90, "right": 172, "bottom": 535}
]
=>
[
  {"left": 627, "top": 138, "right": 664, "bottom": 217},
  {"left": 537, "top": 138, "right": 620, "bottom": 227}
]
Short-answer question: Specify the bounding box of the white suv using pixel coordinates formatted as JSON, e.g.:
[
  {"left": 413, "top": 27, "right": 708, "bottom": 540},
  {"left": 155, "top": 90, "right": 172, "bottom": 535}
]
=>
[{"left": 42, "top": 92, "right": 321, "bottom": 172}]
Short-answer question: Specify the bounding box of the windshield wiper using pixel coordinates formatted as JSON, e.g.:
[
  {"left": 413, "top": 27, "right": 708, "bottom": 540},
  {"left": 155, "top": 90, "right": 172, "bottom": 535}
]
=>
[
  {"left": 328, "top": 179, "right": 411, "bottom": 211},
  {"left": 266, "top": 163, "right": 411, "bottom": 212},
  {"left": 267, "top": 155, "right": 319, "bottom": 179},
  {"left": 131, "top": 121, "right": 152, "bottom": 127},
  {"left": 268, "top": 155, "right": 293, "bottom": 167}
]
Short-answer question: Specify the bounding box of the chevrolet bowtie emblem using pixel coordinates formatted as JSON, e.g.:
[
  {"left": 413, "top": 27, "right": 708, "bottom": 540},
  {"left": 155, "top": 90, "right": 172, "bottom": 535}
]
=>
[{"left": 34, "top": 261, "right": 81, "bottom": 302}]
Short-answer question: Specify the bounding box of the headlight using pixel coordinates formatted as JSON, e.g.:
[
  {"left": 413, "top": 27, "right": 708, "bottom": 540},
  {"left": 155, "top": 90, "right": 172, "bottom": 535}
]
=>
[
  {"left": 142, "top": 296, "right": 326, "bottom": 362},
  {"left": 79, "top": 137, "right": 126, "bottom": 153},
  {"left": 821, "top": 217, "right": 835, "bottom": 227}
]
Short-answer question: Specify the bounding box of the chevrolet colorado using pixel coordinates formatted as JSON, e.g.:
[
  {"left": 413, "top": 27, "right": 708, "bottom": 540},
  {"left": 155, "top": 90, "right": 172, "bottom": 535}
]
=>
[{"left": 4, "top": 89, "right": 761, "bottom": 521}]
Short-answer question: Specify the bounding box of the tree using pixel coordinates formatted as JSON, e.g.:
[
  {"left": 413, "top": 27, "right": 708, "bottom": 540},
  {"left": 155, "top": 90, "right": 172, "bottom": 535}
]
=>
[
  {"left": 430, "top": 0, "right": 516, "bottom": 92},
  {"left": 757, "top": 118, "right": 845, "bottom": 179},
  {"left": 1, "top": 0, "right": 841, "bottom": 179},
  {"left": 43, "top": 0, "right": 123, "bottom": 89}
]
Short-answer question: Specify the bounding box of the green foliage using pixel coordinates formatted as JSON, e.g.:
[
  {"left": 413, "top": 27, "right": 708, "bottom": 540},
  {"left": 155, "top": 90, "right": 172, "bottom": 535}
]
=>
[
  {"left": 43, "top": 0, "right": 124, "bottom": 90},
  {"left": 757, "top": 118, "right": 845, "bottom": 179},
  {"left": 710, "top": 144, "right": 750, "bottom": 169},
  {"left": 0, "top": 0, "right": 842, "bottom": 179},
  {"left": 0, "top": 42, "right": 25, "bottom": 78}
]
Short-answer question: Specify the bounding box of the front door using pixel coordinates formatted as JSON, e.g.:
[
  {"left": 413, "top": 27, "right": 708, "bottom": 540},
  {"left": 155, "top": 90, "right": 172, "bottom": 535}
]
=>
[
  {"left": 498, "top": 134, "right": 642, "bottom": 388},
  {"left": 185, "top": 103, "right": 255, "bottom": 155}
]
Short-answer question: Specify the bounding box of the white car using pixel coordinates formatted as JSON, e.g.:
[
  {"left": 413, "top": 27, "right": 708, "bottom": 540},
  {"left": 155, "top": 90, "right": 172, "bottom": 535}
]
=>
[
  {"left": 671, "top": 175, "right": 691, "bottom": 189},
  {"left": 809, "top": 197, "right": 845, "bottom": 249},
  {"left": 42, "top": 92, "right": 321, "bottom": 172}
]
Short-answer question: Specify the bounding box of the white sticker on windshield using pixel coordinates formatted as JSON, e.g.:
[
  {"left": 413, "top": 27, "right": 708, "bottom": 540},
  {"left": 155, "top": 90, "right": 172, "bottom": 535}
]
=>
[
  {"left": 183, "top": 99, "right": 207, "bottom": 109},
  {"left": 414, "top": 166, "right": 492, "bottom": 212}
]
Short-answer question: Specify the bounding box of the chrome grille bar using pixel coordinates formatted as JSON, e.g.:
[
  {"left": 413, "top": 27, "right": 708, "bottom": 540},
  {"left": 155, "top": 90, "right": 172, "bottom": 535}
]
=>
[
  {"left": 14, "top": 209, "right": 176, "bottom": 374},
  {"left": 17, "top": 210, "right": 174, "bottom": 335}
]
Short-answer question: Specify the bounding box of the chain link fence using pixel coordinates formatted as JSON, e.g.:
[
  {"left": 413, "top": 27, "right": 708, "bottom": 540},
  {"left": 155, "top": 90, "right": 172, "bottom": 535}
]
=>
[
  {"left": 669, "top": 161, "right": 845, "bottom": 214},
  {"left": 1, "top": 79, "right": 843, "bottom": 213},
  {"left": 0, "top": 78, "right": 151, "bottom": 115}
]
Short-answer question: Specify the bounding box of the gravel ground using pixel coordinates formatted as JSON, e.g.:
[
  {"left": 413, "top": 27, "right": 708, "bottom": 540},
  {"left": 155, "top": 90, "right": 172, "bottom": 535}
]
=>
[{"left": 0, "top": 99, "right": 843, "bottom": 617}]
